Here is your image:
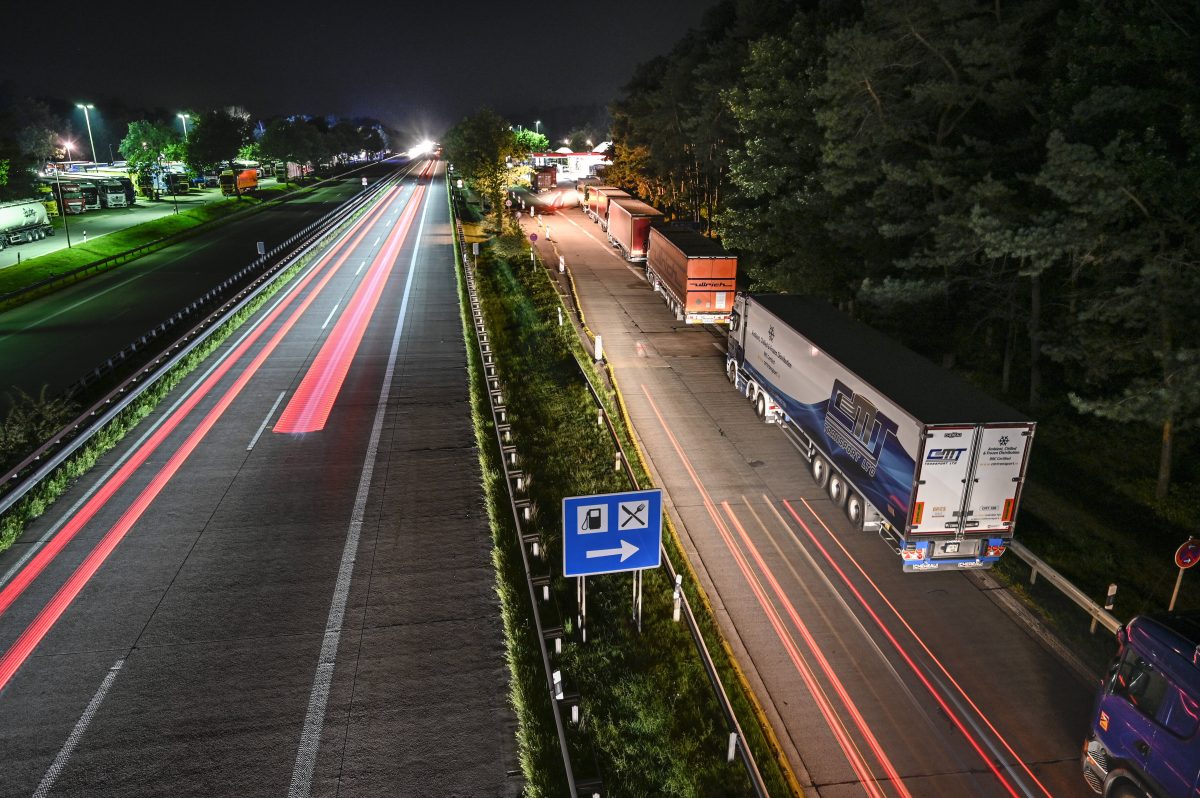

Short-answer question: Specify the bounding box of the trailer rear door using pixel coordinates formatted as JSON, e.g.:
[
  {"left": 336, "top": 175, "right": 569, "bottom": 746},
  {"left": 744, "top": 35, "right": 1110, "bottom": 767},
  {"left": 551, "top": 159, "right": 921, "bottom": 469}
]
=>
[
  {"left": 963, "top": 424, "right": 1034, "bottom": 533},
  {"left": 909, "top": 426, "right": 976, "bottom": 534}
]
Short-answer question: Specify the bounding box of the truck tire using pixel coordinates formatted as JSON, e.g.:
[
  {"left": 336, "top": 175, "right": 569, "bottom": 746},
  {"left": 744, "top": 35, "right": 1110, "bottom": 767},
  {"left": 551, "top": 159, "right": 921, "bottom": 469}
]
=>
[
  {"left": 811, "top": 455, "right": 830, "bottom": 489},
  {"left": 828, "top": 474, "right": 848, "bottom": 507},
  {"left": 846, "top": 493, "right": 865, "bottom": 530},
  {"left": 726, "top": 360, "right": 736, "bottom": 384},
  {"left": 756, "top": 395, "right": 767, "bottom": 420}
]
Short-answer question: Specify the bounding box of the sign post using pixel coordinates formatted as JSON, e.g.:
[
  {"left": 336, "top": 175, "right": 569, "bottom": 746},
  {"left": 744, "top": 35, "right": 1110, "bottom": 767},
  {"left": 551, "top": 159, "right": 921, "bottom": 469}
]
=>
[{"left": 1169, "top": 537, "right": 1200, "bottom": 611}]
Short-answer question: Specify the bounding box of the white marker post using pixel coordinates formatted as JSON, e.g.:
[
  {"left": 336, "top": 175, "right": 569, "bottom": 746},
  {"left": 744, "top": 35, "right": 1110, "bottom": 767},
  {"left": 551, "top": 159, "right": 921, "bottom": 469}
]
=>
[{"left": 594, "top": 334, "right": 603, "bottom": 363}]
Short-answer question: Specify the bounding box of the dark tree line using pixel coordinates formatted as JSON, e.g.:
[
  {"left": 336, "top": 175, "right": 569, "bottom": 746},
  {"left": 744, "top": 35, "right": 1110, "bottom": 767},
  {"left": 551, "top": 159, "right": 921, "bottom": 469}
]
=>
[
  {"left": 608, "top": 0, "right": 1200, "bottom": 500},
  {"left": 0, "top": 92, "right": 393, "bottom": 201}
]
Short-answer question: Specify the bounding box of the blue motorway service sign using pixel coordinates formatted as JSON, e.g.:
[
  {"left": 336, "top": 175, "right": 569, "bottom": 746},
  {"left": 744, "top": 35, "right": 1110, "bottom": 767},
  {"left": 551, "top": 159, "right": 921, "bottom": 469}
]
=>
[{"left": 562, "top": 489, "right": 663, "bottom": 577}]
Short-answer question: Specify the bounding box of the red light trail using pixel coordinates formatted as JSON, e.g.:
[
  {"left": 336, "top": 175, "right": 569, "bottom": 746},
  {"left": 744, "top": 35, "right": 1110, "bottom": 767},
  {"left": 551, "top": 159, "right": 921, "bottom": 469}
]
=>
[
  {"left": 0, "top": 177, "right": 424, "bottom": 693},
  {"left": 640, "top": 384, "right": 905, "bottom": 797},
  {"left": 274, "top": 178, "right": 427, "bottom": 433}
]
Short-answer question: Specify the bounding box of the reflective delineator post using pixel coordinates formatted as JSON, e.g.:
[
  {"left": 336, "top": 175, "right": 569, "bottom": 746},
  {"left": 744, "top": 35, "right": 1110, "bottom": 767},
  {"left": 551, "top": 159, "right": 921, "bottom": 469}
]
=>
[
  {"left": 557, "top": 307, "right": 563, "bottom": 326},
  {"left": 594, "top": 334, "right": 603, "bottom": 362},
  {"left": 727, "top": 733, "right": 738, "bottom": 763},
  {"left": 558, "top": 255, "right": 565, "bottom": 274},
  {"left": 673, "top": 573, "right": 683, "bottom": 623}
]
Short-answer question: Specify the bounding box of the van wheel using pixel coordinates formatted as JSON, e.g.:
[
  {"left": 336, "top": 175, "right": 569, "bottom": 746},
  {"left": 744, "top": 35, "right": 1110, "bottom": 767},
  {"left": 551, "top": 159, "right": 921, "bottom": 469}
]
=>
[
  {"left": 828, "top": 474, "right": 848, "bottom": 507},
  {"left": 846, "top": 493, "right": 865, "bottom": 530},
  {"left": 811, "top": 456, "right": 830, "bottom": 489}
]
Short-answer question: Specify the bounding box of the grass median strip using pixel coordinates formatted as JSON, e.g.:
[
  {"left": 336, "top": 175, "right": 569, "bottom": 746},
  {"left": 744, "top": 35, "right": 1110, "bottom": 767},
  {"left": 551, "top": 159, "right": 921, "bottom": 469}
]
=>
[{"left": 456, "top": 217, "right": 792, "bottom": 796}]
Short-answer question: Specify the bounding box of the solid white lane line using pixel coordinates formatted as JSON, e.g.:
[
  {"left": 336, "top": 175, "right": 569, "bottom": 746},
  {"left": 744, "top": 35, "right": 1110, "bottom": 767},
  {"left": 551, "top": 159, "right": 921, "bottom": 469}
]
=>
[
  {"left": 288, "top": 179, "right": 433, "bottom": 798},
  {"left": 33, "top": 658, "right": 125, "bottom": 798},
  {"left": 247, "top": 391, "right": 287, "bottom": 451},
  {"left": 321, "top": 302, "right": 341, "bottom": 330}
]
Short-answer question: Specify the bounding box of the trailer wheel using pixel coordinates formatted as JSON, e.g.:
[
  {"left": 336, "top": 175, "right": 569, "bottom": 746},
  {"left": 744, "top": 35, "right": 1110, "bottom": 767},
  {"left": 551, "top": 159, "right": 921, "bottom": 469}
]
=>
[
  {"left": 846, "top": 493, "right": 865, "bottom": 530},
  {"left": 726, "top": 359, "right": 736, "bottom": 384},
  {"left": 828, "top": 474, "right": 848, "bottom": 507},
  {"left": 811, "top": 455, "right": 830, "bottom": 488},
  {"left": 756, "top": 394, "right": 767, "bottom": 420}
]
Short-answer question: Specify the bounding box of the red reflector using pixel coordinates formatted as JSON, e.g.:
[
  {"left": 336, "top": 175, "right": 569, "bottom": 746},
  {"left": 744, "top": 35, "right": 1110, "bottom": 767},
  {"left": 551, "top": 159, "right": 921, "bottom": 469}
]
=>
[
  {"left": 1002, "top": 498, "right": 1015, "bottom": 522},
  {"left": 986, "top": 545, "right": 1006, "bottom": 558},
  {"left": 912, "top": 502, "right": 924, "bottom": 525}
]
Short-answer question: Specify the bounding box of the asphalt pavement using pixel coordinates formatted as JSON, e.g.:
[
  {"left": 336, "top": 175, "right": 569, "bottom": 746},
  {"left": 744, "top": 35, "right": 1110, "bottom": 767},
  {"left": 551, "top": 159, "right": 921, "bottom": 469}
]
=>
[
  {"left": 0, "top": 160, "right": 519, "bottom": 796},
  {"left": 518, "top": 186, "right": 1096, "bottom": 798}
]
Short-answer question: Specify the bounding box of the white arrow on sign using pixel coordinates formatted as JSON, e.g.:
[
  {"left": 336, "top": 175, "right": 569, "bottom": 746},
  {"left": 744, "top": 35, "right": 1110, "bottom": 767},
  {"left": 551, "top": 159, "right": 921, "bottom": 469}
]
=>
[{"left": 586, "top": 540, "right": 639, "bottom": 562}]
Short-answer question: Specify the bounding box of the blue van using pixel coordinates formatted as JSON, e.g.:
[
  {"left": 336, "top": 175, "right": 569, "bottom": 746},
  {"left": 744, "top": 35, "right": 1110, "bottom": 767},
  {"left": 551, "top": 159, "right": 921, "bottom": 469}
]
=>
[{"left": 1083, "top": 612, "right": 1200, "bottom": 797}]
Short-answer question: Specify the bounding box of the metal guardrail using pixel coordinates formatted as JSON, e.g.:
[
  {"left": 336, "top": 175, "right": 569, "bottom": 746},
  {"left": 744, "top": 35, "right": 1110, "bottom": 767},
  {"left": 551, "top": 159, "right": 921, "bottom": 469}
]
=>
[
  {"left": 576, "top": 356, "right": 770, "bottom": 797},
  {"left": 0, "top": 170, "right": 401, "bottom": 518},
  {"left": 458, "top": 180, "right": 770, "bottom": 795},
  {"left": 1009, "top": 541, "right": 1121, "bottom": 635},
  {"left": 451, "top": 218, "right": 582, "bottom": 795}
]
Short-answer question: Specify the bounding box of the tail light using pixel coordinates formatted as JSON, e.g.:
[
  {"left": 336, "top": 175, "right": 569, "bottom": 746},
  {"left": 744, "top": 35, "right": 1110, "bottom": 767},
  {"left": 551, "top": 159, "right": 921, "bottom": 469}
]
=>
[
  {"left": 985, "top": 544, "right": 1006, "bottom": 558},
  {"left": 901, "top": 547, "right": 926, "bottom": 561}
]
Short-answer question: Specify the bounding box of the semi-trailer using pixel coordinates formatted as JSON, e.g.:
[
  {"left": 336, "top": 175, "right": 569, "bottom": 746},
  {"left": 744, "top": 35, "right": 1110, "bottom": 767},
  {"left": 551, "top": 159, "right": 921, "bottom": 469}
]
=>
[
  {"left": 606, "top": 196, "right": 663, "bottom": 261},
  {"left": 727, "top": 293, "right": 1034, "bottom": 572},
  {"left": 530, "top": 165, "right": 557, "bottom": 192},
  {"left": 584, "top": 186, "right": 629, "bottom": 228},
  {"left": 645, "top": 227, "right": 737, "bottom": 323},
  {"left": 0, "top": 199, "right": 55, "bottom": 247}
]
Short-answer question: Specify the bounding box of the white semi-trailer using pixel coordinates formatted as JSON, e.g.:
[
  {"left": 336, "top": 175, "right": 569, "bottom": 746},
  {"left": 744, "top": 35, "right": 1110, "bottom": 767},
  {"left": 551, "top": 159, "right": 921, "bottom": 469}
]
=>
[
  {"left": 0, "top": 199, "right": 55, "bottom": 247},
  {"left": 727, "top": 293, "right": 1034, "bottom": 572}
]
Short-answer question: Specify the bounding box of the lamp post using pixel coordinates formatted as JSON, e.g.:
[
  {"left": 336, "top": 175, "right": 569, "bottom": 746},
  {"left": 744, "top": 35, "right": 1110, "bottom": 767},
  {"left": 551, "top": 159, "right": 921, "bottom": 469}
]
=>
[
  {"left": 75, "top": 103, "right": 96, "bottom": 164},
  {"left": 177, "top": 113, "right": 190, "bottom": 141},
  {"left": 57, "top": 141, "right": 73, "bottom": 248},
  {"left": 535, "top": 120, "right": 541, "bottom": 135}
]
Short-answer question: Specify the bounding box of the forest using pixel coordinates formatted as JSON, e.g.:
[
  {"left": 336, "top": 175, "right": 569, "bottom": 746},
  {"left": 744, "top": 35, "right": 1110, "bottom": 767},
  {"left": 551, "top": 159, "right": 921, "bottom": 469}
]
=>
[{"left": 604, "top": 0, "right": 1199, "bottom": 504}]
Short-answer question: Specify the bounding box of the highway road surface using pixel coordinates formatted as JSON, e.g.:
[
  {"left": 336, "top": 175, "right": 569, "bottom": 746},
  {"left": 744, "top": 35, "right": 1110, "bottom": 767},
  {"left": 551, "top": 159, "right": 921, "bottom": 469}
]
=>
[
  {"left": 0, "top": 159, "right": 520, "bottom": 797},
  {"left": 520, "top": 190, "right": 1096, "bottom": 798}
]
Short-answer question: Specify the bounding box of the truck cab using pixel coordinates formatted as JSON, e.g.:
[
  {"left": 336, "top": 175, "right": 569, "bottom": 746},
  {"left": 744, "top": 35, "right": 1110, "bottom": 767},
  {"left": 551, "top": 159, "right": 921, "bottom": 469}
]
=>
[{"left": 1084, "top": 612, "right": 1200, "bottom": 797}]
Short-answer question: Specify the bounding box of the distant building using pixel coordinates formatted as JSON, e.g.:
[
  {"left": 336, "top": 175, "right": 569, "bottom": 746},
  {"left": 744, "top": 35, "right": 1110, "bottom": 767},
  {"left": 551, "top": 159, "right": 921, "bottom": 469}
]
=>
[{"left": 530, "top": 143, "right": 611, "bottom": 180}]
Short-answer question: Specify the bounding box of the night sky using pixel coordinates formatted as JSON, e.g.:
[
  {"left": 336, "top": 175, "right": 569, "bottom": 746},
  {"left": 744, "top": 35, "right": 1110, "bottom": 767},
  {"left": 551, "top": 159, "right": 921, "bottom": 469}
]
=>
[{"left": 3, "top": 0, "right": 718, "bottom": 141}]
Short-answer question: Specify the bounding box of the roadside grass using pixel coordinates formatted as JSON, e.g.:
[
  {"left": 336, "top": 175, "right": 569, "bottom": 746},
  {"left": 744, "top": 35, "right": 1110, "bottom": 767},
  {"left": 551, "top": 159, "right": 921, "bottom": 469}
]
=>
[
  {"left": 450, "top": 200, "right": 568, "bottom": 795},
  {"left": 464, "top": 221, "right": 787, "bottom": 795}
]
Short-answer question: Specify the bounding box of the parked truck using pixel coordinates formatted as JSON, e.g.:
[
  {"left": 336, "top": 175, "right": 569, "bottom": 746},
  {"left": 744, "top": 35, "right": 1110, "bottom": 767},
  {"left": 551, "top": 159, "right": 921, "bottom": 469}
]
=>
[
  {"left": 70, "top": 175, "right": 128, "bottom": 208},
  {"left": 530, "top": 165, "right": 557, "bottom": 192},
  {"left": 584, "top": 186, "right": 629, "bottom": 228},
  {"left": 1083, "top": 612, "right": 1200, "bottom": 798},
  {"left": 39, "top": 178, "right": 86, "bottom": 214},
  {"left": 646, "top": 227, "right": 738, "bottom": 324},
  {"left": 219, "top": 168, "right": 258, "bottom": 195},
  {"left": 606, "top": 197, "right": 663, "bottom": 261},
  {"left": 727, "top": 293, "right": 1034, "bottom": 571},
  {"left": 0, "top": 199, "right": 55, "bottom": 247}
]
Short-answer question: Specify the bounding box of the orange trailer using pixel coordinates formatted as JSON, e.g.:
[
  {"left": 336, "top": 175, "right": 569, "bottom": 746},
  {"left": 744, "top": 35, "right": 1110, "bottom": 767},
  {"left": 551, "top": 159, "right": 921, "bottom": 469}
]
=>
[{"left": 646, "top": 227, "right": 738, "bottom": 324}]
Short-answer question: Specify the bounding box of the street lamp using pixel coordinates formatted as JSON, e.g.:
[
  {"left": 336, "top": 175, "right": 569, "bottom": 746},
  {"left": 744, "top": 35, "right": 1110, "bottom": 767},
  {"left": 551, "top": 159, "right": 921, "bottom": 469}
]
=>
[
  {"left": 57, "top": 140, "right": 73, "bottom": 248},
  {"left": 535, "top": 120, "right": 541, "bottom": 135},
  {"left": 75, "top": 103, "right": 96, "bottom": 164},
  {"left": 177, "top": 113, "right": 190, "bottom": 141}
]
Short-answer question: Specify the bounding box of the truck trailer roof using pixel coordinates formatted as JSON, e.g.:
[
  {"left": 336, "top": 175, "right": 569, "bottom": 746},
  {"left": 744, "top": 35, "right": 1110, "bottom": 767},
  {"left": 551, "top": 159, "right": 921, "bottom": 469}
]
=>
[
  {"left": 609, "top": 197, "right": 663, "bottom": 218},
  {"left": 748, "top": 293, "right": 1029, "bottom": 424},
  {"left": 653, "top": 227, "right": 731, "bottom": 258}
]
